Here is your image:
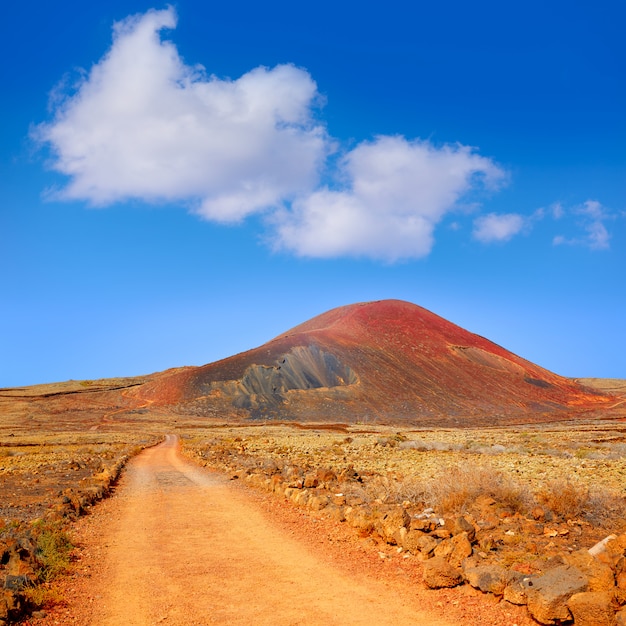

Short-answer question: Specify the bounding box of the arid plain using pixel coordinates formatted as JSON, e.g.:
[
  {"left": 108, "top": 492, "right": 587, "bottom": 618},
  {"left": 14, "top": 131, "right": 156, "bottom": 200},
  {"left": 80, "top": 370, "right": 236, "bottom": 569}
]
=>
[{"left": 2, "top": 301, "right": 626, "bottom": 625}]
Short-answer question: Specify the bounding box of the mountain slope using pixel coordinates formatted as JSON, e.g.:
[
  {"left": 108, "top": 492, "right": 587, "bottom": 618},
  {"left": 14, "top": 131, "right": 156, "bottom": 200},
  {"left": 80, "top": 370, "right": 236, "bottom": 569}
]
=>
[{"left": 131, "top": 300, "right": 613, "bottom": 424}]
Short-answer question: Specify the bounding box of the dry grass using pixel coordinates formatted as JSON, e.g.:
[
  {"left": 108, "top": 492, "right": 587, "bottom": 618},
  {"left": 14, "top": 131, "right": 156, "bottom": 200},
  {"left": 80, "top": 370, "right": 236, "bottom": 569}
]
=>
[
  {"left": 22, "top": 584, "right": 66, "bottom": 610},
  {"left": 538, "top": 479, "right": 589, "bottom": 520},
  {"left": 0, "top": 432, "right": 160, "bottom": 523},
  {"left": 32, "top": 520, "right": 74, "bottom": 583},
  {"left": 340, "top": 463, "right": 531, "bottom": 515},
  {"left": 538, "top": 478, "right": 626, "bottom": 523},
  {"left": 180, "top": 419, "right": 626, "bottom": 565},
  {"left": 422, "top": 463, "right": 531, "bottom": 515},
  {"left": 2, "top": 397, "right": 626, "bottom": 619}
]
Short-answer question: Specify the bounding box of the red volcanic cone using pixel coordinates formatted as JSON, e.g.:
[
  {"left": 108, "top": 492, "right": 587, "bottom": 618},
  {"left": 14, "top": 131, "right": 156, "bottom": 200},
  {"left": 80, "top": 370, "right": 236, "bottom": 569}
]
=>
[{"left": 132, "top": 300, "right": 614, "bottom": 425}]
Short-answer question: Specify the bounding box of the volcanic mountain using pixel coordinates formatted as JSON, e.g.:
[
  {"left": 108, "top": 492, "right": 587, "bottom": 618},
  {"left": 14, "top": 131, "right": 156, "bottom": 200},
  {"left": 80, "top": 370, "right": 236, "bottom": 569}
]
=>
[{"left": 130, "top": 299, "right": 613, "bottom": 425}]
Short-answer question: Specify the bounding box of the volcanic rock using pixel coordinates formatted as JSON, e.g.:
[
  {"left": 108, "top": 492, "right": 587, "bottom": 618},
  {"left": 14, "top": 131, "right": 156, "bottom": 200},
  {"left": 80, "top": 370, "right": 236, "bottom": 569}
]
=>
[
  {"left": 422, "top": 556, "right": 463, "bottom": 588},
  {"left": 525, "top": 565, "right": 589, "bottom": 624},
  {"left": 464, "top": 563, "right": 522, "bottom": 595},
  {"left": 567, "top": 591, "right": 616, "bottom": 626}
]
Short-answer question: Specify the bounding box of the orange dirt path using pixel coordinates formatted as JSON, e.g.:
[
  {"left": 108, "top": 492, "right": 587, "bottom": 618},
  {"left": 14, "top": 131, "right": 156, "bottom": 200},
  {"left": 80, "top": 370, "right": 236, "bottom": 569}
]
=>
[{"left": 36, "top": 436, "right": 533, "bottom": 626}]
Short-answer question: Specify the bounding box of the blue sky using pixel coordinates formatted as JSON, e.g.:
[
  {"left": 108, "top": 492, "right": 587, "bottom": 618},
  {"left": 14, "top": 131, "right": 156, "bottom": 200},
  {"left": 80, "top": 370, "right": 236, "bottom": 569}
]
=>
[{"left": 2, "top": 1, "right": 624, "bottom": 387}]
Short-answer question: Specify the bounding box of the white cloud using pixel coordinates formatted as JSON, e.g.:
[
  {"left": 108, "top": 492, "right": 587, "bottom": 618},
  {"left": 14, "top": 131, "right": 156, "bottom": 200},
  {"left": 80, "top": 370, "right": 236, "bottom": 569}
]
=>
[
  {"left": 553, "top": 199, "right": 613, "bottom": 250},
  {"left": 551, "top": 202, "right": 564, "bottom": 219},
  {"left": 585, "top": 220, "right": 611, "bottom": 249},
  {"left": 578, "top": 199, "right": 605, "bottom": 220},
  {"left": 35, "top": 7, "right": 507, "bottom": 262},
  {"left": 34, "top": 7, "right": 328, "bottom": 221},
  {"left": 273, "top": 136, "right": 505, "bottom": 261},
  {"left": 472, "top": 212, "right": 526, "bottom": 243}
]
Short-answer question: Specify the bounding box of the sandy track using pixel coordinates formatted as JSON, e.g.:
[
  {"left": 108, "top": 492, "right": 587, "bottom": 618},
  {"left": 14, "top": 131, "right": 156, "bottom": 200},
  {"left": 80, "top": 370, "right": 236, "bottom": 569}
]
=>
[{"left": 42, "top": 435, "right": 460, "bottom": 625}]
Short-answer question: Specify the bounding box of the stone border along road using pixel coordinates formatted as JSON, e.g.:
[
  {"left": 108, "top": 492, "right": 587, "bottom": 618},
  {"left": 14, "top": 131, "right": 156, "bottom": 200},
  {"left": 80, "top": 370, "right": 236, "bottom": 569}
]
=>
[{"left": 37, "top": 434, "right": 465, "bottom": 625}]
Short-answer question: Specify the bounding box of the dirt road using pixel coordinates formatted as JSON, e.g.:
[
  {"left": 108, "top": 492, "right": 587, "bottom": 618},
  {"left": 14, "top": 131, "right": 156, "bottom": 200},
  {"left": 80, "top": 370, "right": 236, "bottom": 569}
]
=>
[{"left": 39, "top": 436, "right": 530, "bottom": 626}]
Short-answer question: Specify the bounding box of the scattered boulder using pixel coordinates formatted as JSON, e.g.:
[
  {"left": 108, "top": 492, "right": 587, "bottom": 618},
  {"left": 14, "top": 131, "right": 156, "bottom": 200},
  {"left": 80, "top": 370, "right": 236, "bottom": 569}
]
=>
[
  {"left": 283, "top": 466, "right": 303, "bottom": 484},
  {"left": 504, "top": 577, "right": 532, "bottom": 605},
  {"left": 344, "top": 506, "right": 376, "bottom": 534},
  {"left": 270, "top": 474, "right": 284, "bottom": 493},
  {"left": 337, "top": 465, "right": 361, "bottom": 482},
  {"left": 448, "top": 531, "right": 473, "bottom": 567},
  {"left": 307, "top": 494, "right": 329, "bottom": 511},
  {"left": 565, "top": 549, "right": 615, "bottom": 593},
  {"left": 379, "top": 508, "right": 410, "bottom": 544},
  {"left": 411, "top": 517, "right": 437, "bottom": 532},
  {"left": 525, "top": 565, "right": 589, "bottom": 625},
  {"left": 327, "top": 505, "right": 346, "bottom": 523},
  {"left": 402, "top": 529, "right": 426, "bottom": 554},
  {"left": 393, "top": 526, "right": 408, "bottom": 546},
  {"left": 422, "top": 556, "right": 463, "bottom": 589},
  {"left": 453, "top": 515, "right": 476, "bottom": 542},
  {"left": 199, "top": 446, "right": 626, "bottom": 626},
  {"left": 303, "top": 473, "right": 319, "bottom": 488},
  {"left": 590, "top": 536, "right": 619, "bottom": 558},
  {"left": 315, "top": 468, "right": 337, "bottom": 488},
  {"left": 434, "top": 532, "right": 473, "bottom": 567},
  {"left": 292, "top": 489, "right": 310, "bottom": 507},
  {"left": 416, "top": 534, "right": 439, "bottom": 559},
  {"left": 567, "top": 591, "right": 616, "bottom": 626},
  {"left": 331, "top": 493, "right": 346, "bottom": 506},
  {"left": 602, "top": 535, "right": 626, "bottom": 568},
  {"left": 3, "top": 574, "right": 33, "bottom": 591},
  {"left": 464, "top": 563, "right": 521, "bottom": 596}
]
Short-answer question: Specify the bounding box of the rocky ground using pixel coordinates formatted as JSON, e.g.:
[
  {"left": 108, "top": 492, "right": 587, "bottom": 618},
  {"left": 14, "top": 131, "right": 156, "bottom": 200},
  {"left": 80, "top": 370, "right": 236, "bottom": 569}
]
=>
[
  {"left": 0, "top": 434, "right": 153, "bottom": 522},
  {"left": 179, "top": 419, "right": 626, "bottom": 625},
  {"left": 2, "top": 386, "right": 626, "bottom": 624},
  {"left": 0, "top": 429, "right": 159, "bottom": 623}
]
